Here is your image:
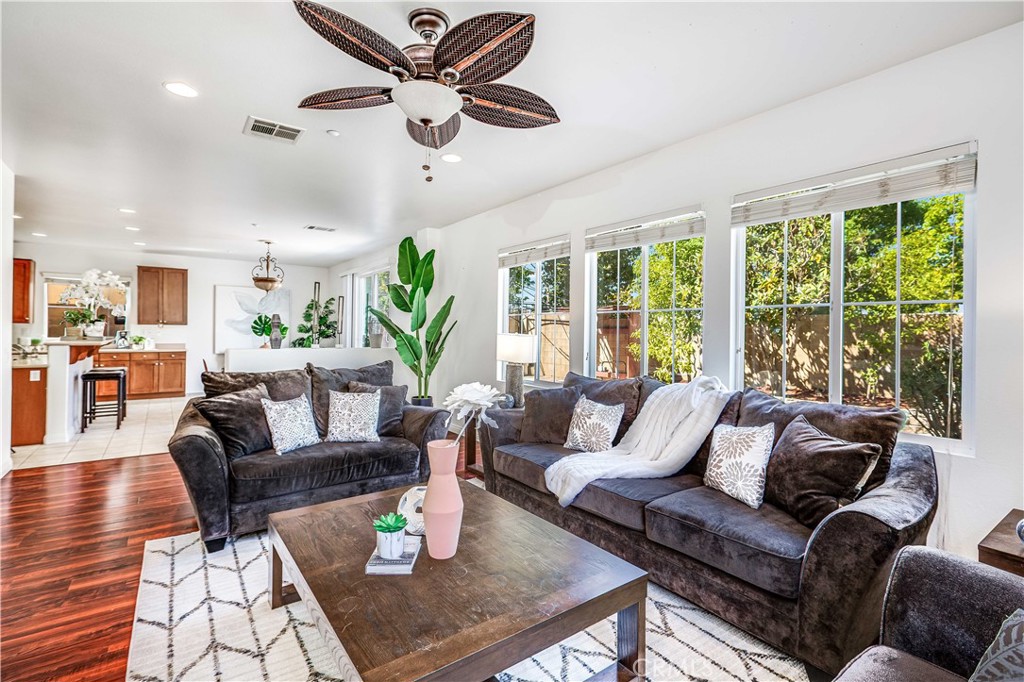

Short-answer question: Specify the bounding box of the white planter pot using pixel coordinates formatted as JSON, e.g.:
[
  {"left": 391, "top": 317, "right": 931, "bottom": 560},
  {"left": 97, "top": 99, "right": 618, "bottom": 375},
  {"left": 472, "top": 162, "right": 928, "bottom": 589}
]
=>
[
  {"left": 376, "top": 529, "right": 405, "bottom": 560},
  {"left": 84, "top": 321, "right": 106, "bottom": 338}
]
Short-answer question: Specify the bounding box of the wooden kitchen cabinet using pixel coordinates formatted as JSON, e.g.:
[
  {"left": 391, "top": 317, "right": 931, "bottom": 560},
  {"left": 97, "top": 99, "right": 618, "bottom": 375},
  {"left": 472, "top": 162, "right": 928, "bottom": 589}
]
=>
[
  {"left": 136, "top": 266, "right": 188, "bottom": 325},
  {"left": 12, "top": 367, "right": 46, "bottom": 446},
  {"left": 12, "top": 258, "right": 34, "bottom": 324},
  {"left": 96, "top": 350, "right": 186, "bottom": 400}
]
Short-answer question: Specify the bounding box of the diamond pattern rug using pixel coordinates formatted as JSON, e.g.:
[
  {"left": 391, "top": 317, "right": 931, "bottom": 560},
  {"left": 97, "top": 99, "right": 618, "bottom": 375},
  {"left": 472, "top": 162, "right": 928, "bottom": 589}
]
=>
[{"left": 128, "top": 531, "right": 809, "bottom": 681}]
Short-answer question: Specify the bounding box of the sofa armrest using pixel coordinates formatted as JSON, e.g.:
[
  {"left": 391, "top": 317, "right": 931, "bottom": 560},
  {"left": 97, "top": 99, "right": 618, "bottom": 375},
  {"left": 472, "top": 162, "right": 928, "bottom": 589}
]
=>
[
  {"left": 881, "top": 545, "right": 1024, "bottom": 677},
  {"left": 401, "top": 405, "right": 450, "bottom": 480},
  {"left": 167, "top": 401, "right": 231, "bottom": 543},
  {"left": 797, "top": 441, "right": 939, "bottom": 674},
  {"left": 478, "top": 408, "right": 524, "bottom": 491}
]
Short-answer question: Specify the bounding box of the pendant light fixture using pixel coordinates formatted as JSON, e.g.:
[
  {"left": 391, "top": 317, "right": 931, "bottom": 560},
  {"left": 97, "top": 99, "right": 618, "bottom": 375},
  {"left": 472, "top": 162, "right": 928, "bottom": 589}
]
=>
[{"left": 252, "top": 239, "right": 285, "bottom": 291}]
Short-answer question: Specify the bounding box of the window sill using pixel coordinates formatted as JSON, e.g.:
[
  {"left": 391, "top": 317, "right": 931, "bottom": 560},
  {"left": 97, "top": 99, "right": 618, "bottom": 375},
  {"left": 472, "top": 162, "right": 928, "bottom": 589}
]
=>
[{"left": 897, "top": 432, "right": 974, "bottom": 458}]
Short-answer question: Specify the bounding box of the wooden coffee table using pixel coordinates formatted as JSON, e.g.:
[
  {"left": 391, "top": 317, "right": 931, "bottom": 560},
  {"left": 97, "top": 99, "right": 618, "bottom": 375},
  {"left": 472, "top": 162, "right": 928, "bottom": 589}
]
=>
[{"left": 268, "top": 480, "right": 648, "bottom": 681}]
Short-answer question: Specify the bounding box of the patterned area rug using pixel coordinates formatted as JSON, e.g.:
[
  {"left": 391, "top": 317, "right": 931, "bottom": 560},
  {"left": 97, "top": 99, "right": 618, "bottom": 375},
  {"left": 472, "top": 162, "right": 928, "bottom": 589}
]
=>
[{"left": 128, "top": 531, "right": 809, "bottom": 682}]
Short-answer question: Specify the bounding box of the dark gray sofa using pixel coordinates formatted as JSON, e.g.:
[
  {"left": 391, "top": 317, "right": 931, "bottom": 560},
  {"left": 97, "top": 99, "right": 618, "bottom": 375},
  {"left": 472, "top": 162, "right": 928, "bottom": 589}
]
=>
[
  {"left": 169, "top": 361, "right": 449, "bottom": 552},
  {"left": 480, "top": 376, "right": 939, "bottom": 675},
  {"left": 834, "top": 545, "right": 1024, "bottom": 681}
]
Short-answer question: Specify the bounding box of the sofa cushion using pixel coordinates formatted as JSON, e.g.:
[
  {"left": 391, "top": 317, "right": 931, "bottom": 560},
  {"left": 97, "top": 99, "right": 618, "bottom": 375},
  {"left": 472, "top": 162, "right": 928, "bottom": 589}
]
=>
[
  {"left": 492, "top": 442, "right": 575, "bottom": 492},
  {"left": 645, "top": 486, "right": 812, "bottom": 598},
  {"left": 348, "top": 381, "right": 407, "bottom": 437},
  {"left": 563, "top": 372, "right": 642, "bottom": 444},
  {"left": 307, "top": 362, "right": 396, "bottom": 436},
  {"left": 737, "top": 388, "right": 904, "bottom": 491},
  {"left": 193, "top": 383, "right": 271, "bottom": 461},
  {"left": 638, "top": 376, "right": 666, "bottom": 412},
  {"left": 571, "top": 475, "right": 705, "bottom": 532},
  {"left": 202, "top": 368, "right": 311, "bottom": 402},
  {"left": 520, "top": 385, "right": 582, "bottom": 445},
  {"left": 564, "top": 395, "right": 624, "bottom": 452},
  {"left": 764, "top": 415, "right": 882, "bottom": 527},
  {"left": 834, "top": 646, "right": 966, "bottom": 682},
  {"left": 229, "top": 438, "right": 419, "bottom": 504}
]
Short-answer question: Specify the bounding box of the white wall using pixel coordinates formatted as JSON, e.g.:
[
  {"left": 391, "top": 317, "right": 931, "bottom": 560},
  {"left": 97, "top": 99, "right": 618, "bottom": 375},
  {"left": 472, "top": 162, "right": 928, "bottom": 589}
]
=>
[
  {"left": 421, "top": 24, "right": 1023, "bottom": 558},
  {"left": 1, "top": 164, "right": 14, "bottom": 477},
  {"left": 11, "top": 242, "right": 330, "bottom": 394}
]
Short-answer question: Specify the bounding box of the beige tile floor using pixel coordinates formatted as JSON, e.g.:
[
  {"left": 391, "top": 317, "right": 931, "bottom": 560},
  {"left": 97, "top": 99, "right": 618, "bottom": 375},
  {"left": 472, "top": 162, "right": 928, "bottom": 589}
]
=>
[{"left": 12, "top": 396, "right": 193, "bottom": 469}]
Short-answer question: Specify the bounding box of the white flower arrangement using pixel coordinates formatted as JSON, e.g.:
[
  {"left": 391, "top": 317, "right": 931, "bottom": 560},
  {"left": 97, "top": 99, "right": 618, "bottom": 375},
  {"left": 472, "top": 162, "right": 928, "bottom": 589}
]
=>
[
  {"left": 59, "top": 269, "right": 127, "bottom": 322},
  {"left": 443, "top": 382, "right": 503, "bottom": 444}
]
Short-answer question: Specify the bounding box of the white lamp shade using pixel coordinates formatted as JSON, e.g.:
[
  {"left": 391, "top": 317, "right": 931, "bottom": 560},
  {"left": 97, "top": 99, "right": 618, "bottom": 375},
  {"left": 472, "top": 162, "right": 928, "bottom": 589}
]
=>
[
  {"left": 497, "top": 333, "right": 536, "bottom": 364},
  {"left": 390, "top": 80, "right": 464, "bottom": 126}
]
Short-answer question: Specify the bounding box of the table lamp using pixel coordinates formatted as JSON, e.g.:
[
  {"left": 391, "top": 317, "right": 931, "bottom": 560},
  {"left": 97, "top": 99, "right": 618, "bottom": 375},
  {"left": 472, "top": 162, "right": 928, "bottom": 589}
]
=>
[{"left": 496, "top": 333, "right": 536, "bottom": 408}]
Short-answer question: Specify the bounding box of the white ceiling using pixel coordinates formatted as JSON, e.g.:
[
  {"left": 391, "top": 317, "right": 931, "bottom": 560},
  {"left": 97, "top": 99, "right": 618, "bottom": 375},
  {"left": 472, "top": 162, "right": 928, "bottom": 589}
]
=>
[{"left": 3, "top": 2, "right": 1020, "bottom": 267}]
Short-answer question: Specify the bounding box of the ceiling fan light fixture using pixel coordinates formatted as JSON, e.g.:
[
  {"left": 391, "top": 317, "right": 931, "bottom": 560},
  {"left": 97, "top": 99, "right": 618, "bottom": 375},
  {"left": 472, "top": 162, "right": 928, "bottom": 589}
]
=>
[{"left": 390, "top": 80, "right": 462, "bottom": 127}]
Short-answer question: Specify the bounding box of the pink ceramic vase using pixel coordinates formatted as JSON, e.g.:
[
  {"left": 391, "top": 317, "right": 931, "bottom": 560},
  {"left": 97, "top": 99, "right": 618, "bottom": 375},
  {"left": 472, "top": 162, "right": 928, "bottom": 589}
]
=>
[{"left": 422, "top": 439, "right": 464, "bottom": 560}]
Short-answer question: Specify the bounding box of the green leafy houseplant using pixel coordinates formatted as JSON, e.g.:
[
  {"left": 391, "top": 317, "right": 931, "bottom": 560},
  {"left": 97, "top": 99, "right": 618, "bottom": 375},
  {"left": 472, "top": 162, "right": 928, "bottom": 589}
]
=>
[
  {"left": 369, "top": 237, "right": 456, "bottom": 401},
  {"left": 63, "top": 309, "right": 92, "bottom": 328},
  {"left": 372, "top": 512, "right": 408, "bottom": 533},
  {"left": 291, "top": 297, "right": 337, "bottom": 348},
  {"left": 251, "top": 314, "right": 288, "bottom": 343}
]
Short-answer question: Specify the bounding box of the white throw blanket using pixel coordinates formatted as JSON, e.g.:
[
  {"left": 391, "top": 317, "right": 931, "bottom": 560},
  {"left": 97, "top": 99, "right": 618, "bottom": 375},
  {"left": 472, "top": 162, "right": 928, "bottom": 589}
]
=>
[{"left": 544, "top": 376, "right": 732, "bottom": 506}]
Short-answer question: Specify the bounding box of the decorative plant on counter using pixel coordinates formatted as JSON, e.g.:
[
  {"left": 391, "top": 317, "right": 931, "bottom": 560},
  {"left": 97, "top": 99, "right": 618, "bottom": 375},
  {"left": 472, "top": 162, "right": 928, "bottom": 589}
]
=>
[
  {"left": 291, "top": 296, "right": 337, "bottom": 348},
  {"left": 373, "top": 512, "right": 409, "bottom": 560},
  {"left": 443, "top": 383, "right": 502, "bottom": 446},
  {"left": 58, "top": 269, "right": 127, "bottom": 337},
  {"left": 372, "top": 512, "right": 409, "bottom": 534},
  {"left": 369, "top": 237, "right": 456, "bottom": 404},
  {"left": 252, "top": 314, "right": 288, "bottom": 346}
]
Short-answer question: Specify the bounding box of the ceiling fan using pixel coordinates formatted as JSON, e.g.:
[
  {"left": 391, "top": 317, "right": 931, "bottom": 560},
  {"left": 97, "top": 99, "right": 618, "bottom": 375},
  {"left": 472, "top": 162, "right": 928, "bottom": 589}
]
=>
[{"left": 292, "top": 0, "right": 560, "bottom": 157}]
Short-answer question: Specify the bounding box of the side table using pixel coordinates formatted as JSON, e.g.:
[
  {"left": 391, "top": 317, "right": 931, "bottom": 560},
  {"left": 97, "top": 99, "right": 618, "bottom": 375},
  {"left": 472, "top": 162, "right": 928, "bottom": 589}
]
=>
[{"left": 978, "top": 508, "right": 1024, "bottom": 577}]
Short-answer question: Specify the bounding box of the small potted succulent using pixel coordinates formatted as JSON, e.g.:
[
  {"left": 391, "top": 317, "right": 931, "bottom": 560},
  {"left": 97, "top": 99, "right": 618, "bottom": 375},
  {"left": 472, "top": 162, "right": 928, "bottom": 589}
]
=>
[{"left": 373, "top": 512, "right": 408, "bottom": 560}]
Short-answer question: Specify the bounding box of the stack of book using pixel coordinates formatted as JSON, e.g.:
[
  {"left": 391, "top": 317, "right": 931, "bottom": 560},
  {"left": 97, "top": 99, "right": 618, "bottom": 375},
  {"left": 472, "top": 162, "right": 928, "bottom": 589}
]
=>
[{"left": 364, "top": 536, "right": 422, "bottom": 575}]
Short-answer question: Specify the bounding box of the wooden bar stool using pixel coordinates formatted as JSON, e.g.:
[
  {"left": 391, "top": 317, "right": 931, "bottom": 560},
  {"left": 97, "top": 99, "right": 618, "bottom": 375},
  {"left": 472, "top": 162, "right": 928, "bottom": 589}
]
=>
[{"left": 81, "top": 367, "right": 128, "bottom": 432}]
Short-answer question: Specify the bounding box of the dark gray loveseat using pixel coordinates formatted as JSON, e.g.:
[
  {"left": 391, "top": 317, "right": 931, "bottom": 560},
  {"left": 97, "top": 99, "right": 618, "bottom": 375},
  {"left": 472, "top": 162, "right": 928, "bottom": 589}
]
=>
[
  {"left": 835, "top": 545, "right": 1024, "bottom": 681},
  {"left": 169, "top": 361, "right": 449, "bottom": 552},
  {"left": 480, "top": 374, "right": 939, "bottom": 675}
]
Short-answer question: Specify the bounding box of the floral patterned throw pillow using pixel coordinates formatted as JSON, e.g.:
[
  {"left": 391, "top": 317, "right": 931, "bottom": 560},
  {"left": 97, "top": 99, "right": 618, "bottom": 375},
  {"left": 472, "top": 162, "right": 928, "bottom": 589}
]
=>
[
  {"left": 261, "top": 396, "right": 321, "bottom": 455},
  {"left": 564, "top": 396, "right": 625, "bottom": 453},
  {"left": 704, "top": 423, "right": 775, "bottom": 508},
  {"left": 326, "top": 390, "right": 381, "bottom": 443}
]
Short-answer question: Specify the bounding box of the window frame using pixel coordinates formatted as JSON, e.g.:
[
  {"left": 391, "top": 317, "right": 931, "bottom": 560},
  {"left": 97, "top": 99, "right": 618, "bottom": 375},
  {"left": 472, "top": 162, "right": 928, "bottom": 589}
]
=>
[
  {"left": 498, "top": 255, "right": 572, "bottom": 387},
  {"left": 585, "top": 234, "right": 706, "bottom": 381},
  {"left": 355, "top": 266, "right": 393, "bottom": 349},
  {"left": 733, "top": 192, "right": 976, "bottom": 455}
]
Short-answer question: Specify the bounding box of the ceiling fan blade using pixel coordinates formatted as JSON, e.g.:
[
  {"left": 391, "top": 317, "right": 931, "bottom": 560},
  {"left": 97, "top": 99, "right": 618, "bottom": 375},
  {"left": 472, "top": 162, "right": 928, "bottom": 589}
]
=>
[
  {"left": 406, "top": 114, "right": 461, "bottom": 149},
  {"left": 293, "top": 0, "right": 416, "bottom": 77},
  {"left": 432, "top": 12, "right": 535, "bottom": 86},
  {"left": 299, "top": 86, "right": 392, "bottom": 110},
  {"left": 459, "top": 84, "right": 559, "bottom": 129}
]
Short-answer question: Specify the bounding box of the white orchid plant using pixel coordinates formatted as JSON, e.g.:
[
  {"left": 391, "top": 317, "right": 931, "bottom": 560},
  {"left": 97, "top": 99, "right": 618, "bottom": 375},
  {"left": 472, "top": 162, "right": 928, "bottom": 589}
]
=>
[
  {"left": 443, "top": 382, "right": 503, "bottom": 445},
  {"left": 59, "top": 269, "right": 127, "bottom": 324}
]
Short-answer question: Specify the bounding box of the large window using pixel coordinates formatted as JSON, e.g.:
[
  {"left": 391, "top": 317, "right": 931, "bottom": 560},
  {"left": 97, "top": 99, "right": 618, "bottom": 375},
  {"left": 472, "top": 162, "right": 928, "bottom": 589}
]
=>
[
  {"left": 588, "top": 210, "right": 706, "bottom": 383},
  {"left": 358, "top": 268, "right": 391, "bottom": 347},
  {"left": 740, "top": 194, "right": 967, "bottom": 439},
  {"left": 504, "top": 256, "right": 571, "bottom": 383}
]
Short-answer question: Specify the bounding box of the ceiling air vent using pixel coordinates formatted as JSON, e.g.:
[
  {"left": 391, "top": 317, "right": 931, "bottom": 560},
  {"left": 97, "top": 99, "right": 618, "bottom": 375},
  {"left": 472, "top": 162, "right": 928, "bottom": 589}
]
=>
[
  {"left": 242, "top": 115, "right": 305, "bottom": 144},
  {"left": 303, "top": 225, "right": 337, "bottom": 233}
]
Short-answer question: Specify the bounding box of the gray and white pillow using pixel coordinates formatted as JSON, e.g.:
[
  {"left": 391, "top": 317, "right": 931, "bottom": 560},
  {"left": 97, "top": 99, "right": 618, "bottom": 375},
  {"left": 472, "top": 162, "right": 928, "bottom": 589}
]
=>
[
  {"left": 261, "top": 396, "right": 321, "bottom": 455},
  {"left": 564, "top": 395, "right": 625, "bottom": 453},
  {"left": 704, "top": 423, "right": 775, "bottom": 508},
  {"left": 326, "top": 390, "right": 381, "bottom": 443}
]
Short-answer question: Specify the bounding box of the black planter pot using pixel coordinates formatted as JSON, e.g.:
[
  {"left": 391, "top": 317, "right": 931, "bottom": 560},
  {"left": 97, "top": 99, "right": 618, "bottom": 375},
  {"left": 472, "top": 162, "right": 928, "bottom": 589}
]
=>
[{"left": 411, "top": 396, "right": 434, "bottom": 407}]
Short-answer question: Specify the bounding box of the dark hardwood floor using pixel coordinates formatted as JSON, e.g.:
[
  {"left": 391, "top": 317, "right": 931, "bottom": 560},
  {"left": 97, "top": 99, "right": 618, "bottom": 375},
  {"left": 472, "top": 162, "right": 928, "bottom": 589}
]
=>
[{"left": 1, "top": 455, "right": 197, "bottom": 682}]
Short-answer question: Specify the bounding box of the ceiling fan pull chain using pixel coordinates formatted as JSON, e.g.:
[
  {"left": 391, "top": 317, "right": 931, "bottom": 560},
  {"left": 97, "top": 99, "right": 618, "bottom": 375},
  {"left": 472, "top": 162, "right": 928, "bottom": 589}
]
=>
[{"left": 423, "top": 132, "right": 434, "bottom": 182}]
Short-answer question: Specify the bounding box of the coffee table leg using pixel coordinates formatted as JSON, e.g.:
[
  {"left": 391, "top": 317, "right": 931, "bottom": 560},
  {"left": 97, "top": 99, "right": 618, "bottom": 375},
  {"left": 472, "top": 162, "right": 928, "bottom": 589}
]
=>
[
  {"left": 617, "top": 598, "right": 646, "bottom": 679},
  {"left": 270, "top": 542, "right": 284, "bottom": 609}
]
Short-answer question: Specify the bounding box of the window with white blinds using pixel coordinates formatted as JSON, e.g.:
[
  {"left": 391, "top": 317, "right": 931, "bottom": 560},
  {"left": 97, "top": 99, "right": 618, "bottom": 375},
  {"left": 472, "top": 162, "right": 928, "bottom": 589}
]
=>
[
  {"left": 497, "top": 235, "right": 571, "bottom": 269},
  {"left": 585, "top": 206, "right": 705, "bottom": 252},
  {"left": 731, "top": 143, "right": 977, "bottom": 227}
]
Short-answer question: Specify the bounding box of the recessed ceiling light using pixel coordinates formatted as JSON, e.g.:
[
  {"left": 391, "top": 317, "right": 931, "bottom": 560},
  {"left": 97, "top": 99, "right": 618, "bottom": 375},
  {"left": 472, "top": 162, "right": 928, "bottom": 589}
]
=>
[
  {"left": 440, "top": 153, "right": 462, "bottom": 163},
  {"left": 125, "top": 226, "right": 141, "bottom": 231},
  {"left": 31, "top": 232, "right": 47, "bottom": 237},
  {"left": 119, "top": 207, "right": 136, "bottom": 214},
  {"left": 162, "top": 81, "right": 198, "bottom": 98},
  {"left": 12, "top": 214, "right": 22, "bottom": 219},
  {"left": 133, "top": 241, "right": 147, "bottom": 246},
  {"left": 326, "top": 129, "right": 341, "bottom": 137}
]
